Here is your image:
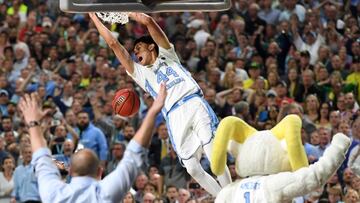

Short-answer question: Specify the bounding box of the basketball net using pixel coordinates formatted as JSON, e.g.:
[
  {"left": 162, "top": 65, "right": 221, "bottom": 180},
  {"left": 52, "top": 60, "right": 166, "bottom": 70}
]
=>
[{"left": 96, "top": 12, "right": 129, "bottom": 24}]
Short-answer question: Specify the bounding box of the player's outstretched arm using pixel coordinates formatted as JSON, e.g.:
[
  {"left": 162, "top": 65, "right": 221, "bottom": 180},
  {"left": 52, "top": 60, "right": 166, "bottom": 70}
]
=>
[
  {"left": 18, "top": 93, "right": 50, "bottom": 152},
  {"left": 128, "top": 12, "right": 171, "bottom": 49},
  {"left": 18, "top": 93, "right": 65, "bottom": 202},
  {"left": 89, "top": 13, "right": 134, "bottom": 74},
  {"left": 133, "top": 82, "right": 167, "bottom": 147}
]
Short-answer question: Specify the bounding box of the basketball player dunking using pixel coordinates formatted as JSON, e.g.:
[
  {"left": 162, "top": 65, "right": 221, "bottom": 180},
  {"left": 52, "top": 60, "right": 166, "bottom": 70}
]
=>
[{"left": 90, "top": 12, "right": 231, "bottom": 196}]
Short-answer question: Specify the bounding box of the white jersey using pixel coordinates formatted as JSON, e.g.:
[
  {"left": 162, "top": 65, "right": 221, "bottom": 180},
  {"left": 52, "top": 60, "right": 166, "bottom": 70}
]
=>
[
  {"left": 128, "top": 44, "right": 201, "bottom": 113},
  {"left": 233, "top": 177, "right": 266, "bottom": 203},
  {"left": 216, "top": 133, "right": 351, "bottom": 203}
]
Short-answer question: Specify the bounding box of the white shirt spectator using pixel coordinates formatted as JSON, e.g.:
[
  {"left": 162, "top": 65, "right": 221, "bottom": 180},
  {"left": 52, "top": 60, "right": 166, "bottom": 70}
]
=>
[
  {"left": 0, "top": 172, "right": 14, "bottom": 203},
  {"left": 235, "top": 69, "right": 249, "bottom": 81},
  {"left": 294, "top": 34, "right": 325, "bottom": 65},
  {"left": 187, "top": 19, "right": 210, "bottom": 49}
]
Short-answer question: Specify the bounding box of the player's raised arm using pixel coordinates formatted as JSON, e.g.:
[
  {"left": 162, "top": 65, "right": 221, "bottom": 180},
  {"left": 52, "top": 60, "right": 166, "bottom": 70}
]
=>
[
  {"left": 128, "top": 12, "right": 171, "bottom": 49},
  {"left": 89, "top": 13, "right": 134, "bottom": 74},
  {"left": 99, "top": 84, "right": 167, "bottom": 202},
  {"left": 133, "top": 82, "right": 167, "bottom": 147}
]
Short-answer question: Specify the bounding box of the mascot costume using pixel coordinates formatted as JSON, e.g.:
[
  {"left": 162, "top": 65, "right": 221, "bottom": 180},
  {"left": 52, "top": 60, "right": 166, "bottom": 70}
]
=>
[{"left": 211, "top": 115, "right": 350, "bottom": 203}]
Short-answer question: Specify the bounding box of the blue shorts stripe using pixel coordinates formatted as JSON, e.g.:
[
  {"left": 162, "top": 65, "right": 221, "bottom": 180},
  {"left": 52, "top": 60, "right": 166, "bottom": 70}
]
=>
[{"left": 201, "top": 98, "right": 219, "bottom": 146}]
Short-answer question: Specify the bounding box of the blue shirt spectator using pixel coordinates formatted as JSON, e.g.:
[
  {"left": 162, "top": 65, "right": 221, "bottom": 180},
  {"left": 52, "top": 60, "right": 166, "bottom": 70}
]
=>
[
  {"left": 11, "top": 146, "right": 40, "bottom": 202},
  {"left": 77, "top": 111, "right": 108, "bottom": 162},
  {"left": 0, "top": 89, "right": 9, "bottom": 116},
  {"left": 304, "top": 142, "right": 318, "bottom": 164}
]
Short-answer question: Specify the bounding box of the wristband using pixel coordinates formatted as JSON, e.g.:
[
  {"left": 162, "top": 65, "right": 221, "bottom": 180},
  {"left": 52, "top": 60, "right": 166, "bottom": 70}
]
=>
[{"left": 28, "top": 121, "right": 41, "bottom": 128}]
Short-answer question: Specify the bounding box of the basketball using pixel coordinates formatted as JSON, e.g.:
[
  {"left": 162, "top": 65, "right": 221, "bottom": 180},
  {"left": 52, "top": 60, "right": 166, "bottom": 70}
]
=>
[{"left": 112, "top": 89, "right": 140, "bottom": 117}]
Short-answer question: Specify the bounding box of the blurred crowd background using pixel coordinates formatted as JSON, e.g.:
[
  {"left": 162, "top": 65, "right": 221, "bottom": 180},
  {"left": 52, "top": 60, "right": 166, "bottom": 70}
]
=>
[{"left": 0, "top": 0, "right": 359, "bottom": 202}]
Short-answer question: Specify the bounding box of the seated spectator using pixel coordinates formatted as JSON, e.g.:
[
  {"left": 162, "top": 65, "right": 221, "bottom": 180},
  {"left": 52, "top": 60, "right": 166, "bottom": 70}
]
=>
[
  {"left": 243, "top": 62, "right": 268, "bottom": 90},
  {"left": 0, "top": 155, "right": 14, "bottom": 203},
  {"left": 106, "top": 142, "right": 125, "bottom": 175},
  {"left": 0, "top": 137, "right": 9, "bottom": 164},
  {"left": 313, "top": 127, "right": 331, "bottom": 159},
  {"left": 341, "top": 168, "right": 355, "bottom": 194},
  {"left": 216, "top": 86, "right": 243, "bottom": 118},
  {"left": 315, "top": 102, "right": 332, "bottom": 130},
  {"left": 285, "top": 67, "right": 300, "bottom": 99},
  {"left": 326, "top": 184, "right": 343, "bottom": 203},
  {"left": 233, "top": 101, "right": 251, "bottom": 123},
  {"left": 204, "top": 88, "right": 223, "bottom": 118},
  {"left": 301, "top": 128, "right": 318, "bottom": 164},
  {"left": 164, "top": 185, "right": 179, "bottom": 203},
  {"left": 159, "top": 145, "right": 190, "bottom": 192},
  {"left": 344, "top": 188, "right": 359, "bottom": 203},
  {"left": 294, "top": 69, "right": 325, "bottom": 103},
  {"left": 11, "top": 145, "right": 40, "bottom": 203},
  {"left": 329, "top": 110, "right": 341, "bottom": 135},
  {"left": 178, "top": 188, "right": 191, "bottom": 203},
  {"left": 149, "top": 122, "right": 170, "bottom": 166},
  {"left": 76, "top": 111, "right": 108, "bottom": 167},
  {"left": 304, "top": 94, "right": 320, "bottom": 123},
  {"left": 134, "top": 172, "right": 149, "bottom": 203},
  {"left": 52, "top": 139, "right": 75, "bottom": 171},
  {"left": 0, "top": 116, "right": 19, "bottom": 139},
  {"left": 123, "top": 192, "right": 136, "bottom": 203},
  {"left": 143, "top": 192, "right": 156, "bottom": 203},
  {"left": 144, "top": 182, "right": 158, "bottom": 198},
  {"left": 49, "top": 124, "right": 69, "bottom": 155}
]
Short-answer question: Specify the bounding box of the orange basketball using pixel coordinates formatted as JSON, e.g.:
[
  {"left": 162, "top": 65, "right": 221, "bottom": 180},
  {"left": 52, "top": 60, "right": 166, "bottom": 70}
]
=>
[{"left": 112, "top": 89, "right": 140, "bottom": 117}]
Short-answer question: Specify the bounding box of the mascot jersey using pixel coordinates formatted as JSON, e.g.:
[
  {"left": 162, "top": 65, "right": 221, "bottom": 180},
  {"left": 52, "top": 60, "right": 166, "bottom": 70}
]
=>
[
  {"left": 215, "top": 133, "right": 351, "bottom": 203},
  {"left": 233, "top": 176, "right": 266, "bottom": 203}
]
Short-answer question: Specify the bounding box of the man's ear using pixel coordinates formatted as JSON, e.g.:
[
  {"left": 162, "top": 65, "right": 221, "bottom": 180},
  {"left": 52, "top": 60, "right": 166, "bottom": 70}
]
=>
[
  {"left": 97, "top": 166, "right": 104, "bottom": 180},
  {"left": 69, "top": 166, "right": 74, "bottom": 176},
  {"left": 148, "top": 43, "right": 155, "bottom": 52}
]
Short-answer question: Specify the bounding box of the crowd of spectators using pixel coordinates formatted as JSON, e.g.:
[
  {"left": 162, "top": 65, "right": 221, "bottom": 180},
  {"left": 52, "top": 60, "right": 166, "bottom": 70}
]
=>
[{"left": 0, "top": 0, "right": 359, "bottom": 202}]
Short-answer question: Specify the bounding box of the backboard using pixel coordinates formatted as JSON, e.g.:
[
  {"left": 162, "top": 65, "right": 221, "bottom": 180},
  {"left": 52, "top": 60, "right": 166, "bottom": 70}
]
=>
[{"left": 60, "top": 0, "right": 231, "bottom": 13}]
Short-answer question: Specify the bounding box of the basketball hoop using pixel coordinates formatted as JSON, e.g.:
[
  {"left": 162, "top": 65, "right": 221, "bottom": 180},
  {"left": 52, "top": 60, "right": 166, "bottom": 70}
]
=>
[{"left": 96, "top": 12, "right": 129, "bottom": 24}]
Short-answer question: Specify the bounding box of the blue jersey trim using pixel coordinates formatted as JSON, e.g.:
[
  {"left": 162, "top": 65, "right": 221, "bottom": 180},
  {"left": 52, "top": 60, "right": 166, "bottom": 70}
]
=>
[
  {"left": 178, "top": 64, "right": 204, "bottom": 96},
  {"left": 200, "top": 97, "right": 219, "bottom": 146},
  {"left": 145, "top": 79, "right": 157, "bottom": 98},
  {"left": 164, "top": 91, "right": 202, "bottom": 117}
]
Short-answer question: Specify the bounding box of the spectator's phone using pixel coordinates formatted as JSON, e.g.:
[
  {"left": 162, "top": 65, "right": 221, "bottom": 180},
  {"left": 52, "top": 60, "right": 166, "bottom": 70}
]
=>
[
  {"left": 189, "top": 183, "right": 200, "bottom": 189},
  {"left": 51, "top": 120, "right": 61, "bottom": 126}
]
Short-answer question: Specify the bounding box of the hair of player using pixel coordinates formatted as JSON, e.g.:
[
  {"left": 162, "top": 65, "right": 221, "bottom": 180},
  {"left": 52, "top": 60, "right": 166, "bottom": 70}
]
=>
[{"left": 134, "top": 35, "right": 159, "bottom": 55}]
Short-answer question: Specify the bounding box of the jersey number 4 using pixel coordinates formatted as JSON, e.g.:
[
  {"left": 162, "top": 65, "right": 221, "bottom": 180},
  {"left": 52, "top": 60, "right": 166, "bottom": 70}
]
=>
[{"left": 157, "top": 67, "right": 179, "bottom": 83}]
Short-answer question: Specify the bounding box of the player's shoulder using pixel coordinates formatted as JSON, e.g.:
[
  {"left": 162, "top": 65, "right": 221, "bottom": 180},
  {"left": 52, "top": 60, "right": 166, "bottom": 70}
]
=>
[{"left": 159, "top": 44, "right": 177, "bottom": 56}]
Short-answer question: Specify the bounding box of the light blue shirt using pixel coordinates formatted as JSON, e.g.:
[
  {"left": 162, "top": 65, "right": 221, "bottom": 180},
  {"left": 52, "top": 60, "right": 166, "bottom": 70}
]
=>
[
  {"left": 304, "top": 143, "right": 318, "bottom": 163},
  {"left": 11, "top": 164, "right": 41, "bottom": 202},
  {"left": 79, "top": 123, "right": 108, "bottom": 161},
  {"left": 31, "top": 140, "right": 147, "bottom": 203},
  {"left": 313, "top": 144, "right": 330, "bottom": 160}
]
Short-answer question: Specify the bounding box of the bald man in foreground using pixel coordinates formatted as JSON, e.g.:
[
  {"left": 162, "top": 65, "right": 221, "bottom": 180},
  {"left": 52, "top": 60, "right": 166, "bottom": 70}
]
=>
[{"left": 18, "top": 84, "right": 167, "bottom": 203}]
